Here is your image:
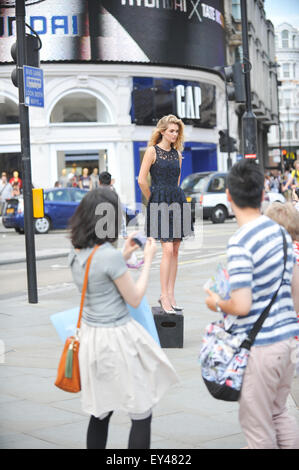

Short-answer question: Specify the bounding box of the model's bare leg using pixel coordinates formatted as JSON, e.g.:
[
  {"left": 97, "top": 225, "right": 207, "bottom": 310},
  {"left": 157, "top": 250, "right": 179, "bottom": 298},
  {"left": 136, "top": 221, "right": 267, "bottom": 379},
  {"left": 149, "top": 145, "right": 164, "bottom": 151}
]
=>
[
  {"left": 159, "top": 241, "right": 174, "bottom": 311},
  {"left": 168, "top": 240, "right": 180, "bottom": 306}
]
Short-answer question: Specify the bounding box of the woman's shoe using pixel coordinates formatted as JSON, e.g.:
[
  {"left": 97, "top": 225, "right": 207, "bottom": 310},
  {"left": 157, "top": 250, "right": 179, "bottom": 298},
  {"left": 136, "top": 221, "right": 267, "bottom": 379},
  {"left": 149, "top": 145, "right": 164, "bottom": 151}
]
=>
[
  {"left": 171, "top": 305, "right": 184, "bottom": 312},
  {"left": 158, "top": 299, "right": 176, "bottom": 315}
]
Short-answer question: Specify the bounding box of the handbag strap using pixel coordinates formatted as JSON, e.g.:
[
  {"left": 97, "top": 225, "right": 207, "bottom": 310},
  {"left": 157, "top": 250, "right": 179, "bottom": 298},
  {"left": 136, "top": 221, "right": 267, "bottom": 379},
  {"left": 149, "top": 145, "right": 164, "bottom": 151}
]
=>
[
  {"left": 76, "top": 244, "right": 100, "bottom": 330},
  {"left": 241, "top": 228, "right": 287, "bottom": 350}
]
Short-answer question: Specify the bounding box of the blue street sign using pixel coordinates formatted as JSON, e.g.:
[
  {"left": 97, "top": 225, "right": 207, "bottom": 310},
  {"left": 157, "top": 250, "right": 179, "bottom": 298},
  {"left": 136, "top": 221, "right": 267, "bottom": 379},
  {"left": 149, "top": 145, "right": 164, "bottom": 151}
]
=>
[{"left": 23, "top": 65, "right": 44, "bottom": 108}]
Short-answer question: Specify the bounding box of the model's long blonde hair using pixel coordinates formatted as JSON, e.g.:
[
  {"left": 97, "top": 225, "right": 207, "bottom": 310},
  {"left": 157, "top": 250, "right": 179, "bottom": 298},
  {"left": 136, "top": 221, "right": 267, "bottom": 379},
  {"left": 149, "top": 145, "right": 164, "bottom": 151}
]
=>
[{"left": 148, "top": 114, "right": 185, "bottom": 152}]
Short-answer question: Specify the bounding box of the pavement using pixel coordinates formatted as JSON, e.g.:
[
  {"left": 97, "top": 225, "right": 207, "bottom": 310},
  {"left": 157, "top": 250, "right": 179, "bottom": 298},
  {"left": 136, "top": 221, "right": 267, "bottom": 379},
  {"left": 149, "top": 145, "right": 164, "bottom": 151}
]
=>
[{"left": 1, "top": 222, "right": 299, "bottom": 450}]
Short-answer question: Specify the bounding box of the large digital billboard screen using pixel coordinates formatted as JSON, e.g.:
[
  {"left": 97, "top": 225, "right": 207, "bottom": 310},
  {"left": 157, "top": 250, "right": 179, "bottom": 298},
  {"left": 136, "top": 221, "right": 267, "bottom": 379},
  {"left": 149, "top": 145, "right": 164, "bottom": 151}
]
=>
[{"left": 0, "top": 0, "right": 226, "bottom": 68}]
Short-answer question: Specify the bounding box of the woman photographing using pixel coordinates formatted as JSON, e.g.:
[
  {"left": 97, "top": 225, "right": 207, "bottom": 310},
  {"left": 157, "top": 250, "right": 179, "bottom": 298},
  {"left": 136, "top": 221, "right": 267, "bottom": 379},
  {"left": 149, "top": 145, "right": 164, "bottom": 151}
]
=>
[
  {"left": 138, "top": 114, "right": 193, "bottom": 315},
  {"left": 69, "top": 187, "right": 178, "bottom": 449}
]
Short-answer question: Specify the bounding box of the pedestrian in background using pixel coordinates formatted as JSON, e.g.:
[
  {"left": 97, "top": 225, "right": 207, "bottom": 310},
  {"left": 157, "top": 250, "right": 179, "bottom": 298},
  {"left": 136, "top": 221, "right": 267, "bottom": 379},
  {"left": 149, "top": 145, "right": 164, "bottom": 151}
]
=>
[
  {"left": 11, "top": 181, "right": 21, "bottom": 197},
  {"left": 99, "top": 171, "right": 113, "bottom": 187},
  {"left": 9, "top": 170, "right": 22, "bottom": 190},
  {"left": 99, "top": 171, "right": 127, "bottom": 239},
  {"left": 58, "top": 169, "right": 68, "bottom": 188},
  {"left": 292, "top": 187, "right": 299, "bottom": 213},
  {"left": 205, "top": 159, "right": 299, "bottom": 449},
  {"left": 90, "top": 167, "right": 100, "bottom": 190},
  {"left": 265, "top": 201, "right": 299, "bottom": 338},
  {"left": 79, "top": 167, "right": 92, "bottom": 190},
  {"left": 138, "top": 114, "right": 193, "bottom": 314},
  {"left": 283, "top": 159, "right": 299, "bottom": 193},
  {"left": 68, "top": 187, "right": 178, "bottom": 449},
  {"left": 0, "top": 171, "right": 12, "bottom": 215},
  {"left": 67, "top": 165, "right": 78, "bottom": 187},
  {"left": 266, "top": 201, "right": 299, "bottom": 267}
]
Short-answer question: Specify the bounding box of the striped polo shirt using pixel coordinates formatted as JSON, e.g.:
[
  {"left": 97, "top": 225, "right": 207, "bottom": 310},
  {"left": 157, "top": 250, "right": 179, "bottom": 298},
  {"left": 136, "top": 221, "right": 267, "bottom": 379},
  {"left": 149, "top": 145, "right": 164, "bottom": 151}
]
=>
[{"left": 227, "top": 215, "right": 299, "bottom": 346}]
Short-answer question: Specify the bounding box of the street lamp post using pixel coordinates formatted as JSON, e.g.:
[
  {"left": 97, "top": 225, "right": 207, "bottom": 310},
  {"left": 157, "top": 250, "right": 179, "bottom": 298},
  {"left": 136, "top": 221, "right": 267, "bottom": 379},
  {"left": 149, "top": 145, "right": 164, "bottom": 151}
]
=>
[
  {"left": 269, "top": 62, "right": 284, "bottom": 173},
  {"left": 286, "top": 106, "right": 291, "bottom": 160},
  {"left": 225, "top": 79, "right": 232, "bottom": 170},
  {"left": 240, "top": 0, "right": 258, "bottom": 159}
]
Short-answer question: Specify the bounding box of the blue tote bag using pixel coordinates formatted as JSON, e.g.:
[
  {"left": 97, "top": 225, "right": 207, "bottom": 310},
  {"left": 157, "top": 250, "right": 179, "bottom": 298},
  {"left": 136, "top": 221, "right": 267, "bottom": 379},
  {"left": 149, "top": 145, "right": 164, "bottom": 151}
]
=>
[
  {"left": 127, "top": 296, "right": 160, "bottom": 346},
  {"left": 51, "top": 308, "right": 78, "bottom": 343},
  {"left": 51, "top": 298, "right": 160, "bottom": 346}
]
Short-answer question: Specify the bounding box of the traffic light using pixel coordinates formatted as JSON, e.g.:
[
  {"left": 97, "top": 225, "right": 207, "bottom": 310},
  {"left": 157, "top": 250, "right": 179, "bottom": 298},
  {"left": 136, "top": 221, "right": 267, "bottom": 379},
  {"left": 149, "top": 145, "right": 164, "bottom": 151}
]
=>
[
  {"left": 229, "top": 136, "right": 238, "bottom": 152},
  {"left": 11, "top": 34, "right": 40, "bottom": 87},
  {"left": 224, "top": 62, "right": 246, "bottom": 103},
  {"left": 219, "top": 130, "right": 229, "bottom": 152},
  {"left": 219, "top": 131, "right": 238, "bottom": 153}
]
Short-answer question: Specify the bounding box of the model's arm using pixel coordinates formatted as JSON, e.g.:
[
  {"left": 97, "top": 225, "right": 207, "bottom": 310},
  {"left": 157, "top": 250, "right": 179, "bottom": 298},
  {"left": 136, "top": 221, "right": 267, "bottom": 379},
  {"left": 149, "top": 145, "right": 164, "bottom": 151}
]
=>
[
  {"left": 138, "top": 146, "right": 155, "bottom": 202},
  {"left": 178, "top": 151, "right": 182, "bottom": 186}
]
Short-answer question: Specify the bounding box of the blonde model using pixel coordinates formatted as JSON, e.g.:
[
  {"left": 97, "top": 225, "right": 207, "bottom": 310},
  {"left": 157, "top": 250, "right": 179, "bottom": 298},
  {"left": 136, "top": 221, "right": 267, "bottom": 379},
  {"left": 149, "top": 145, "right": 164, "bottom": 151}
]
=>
[{"left": 138, "top": 115, "right": 193, "bottom": 314}]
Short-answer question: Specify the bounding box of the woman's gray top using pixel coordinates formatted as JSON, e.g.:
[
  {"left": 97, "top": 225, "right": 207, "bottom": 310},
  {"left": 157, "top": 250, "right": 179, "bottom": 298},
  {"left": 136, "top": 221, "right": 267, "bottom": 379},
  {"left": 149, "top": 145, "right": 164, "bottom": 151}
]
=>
[{"left": 69, "top": 242, "right": 130, "bottom": 327}]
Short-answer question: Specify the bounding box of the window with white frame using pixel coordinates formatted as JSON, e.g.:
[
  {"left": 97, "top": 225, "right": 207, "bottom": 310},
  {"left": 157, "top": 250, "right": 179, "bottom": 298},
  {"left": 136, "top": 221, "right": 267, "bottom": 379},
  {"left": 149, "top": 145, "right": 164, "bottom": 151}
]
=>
[
  {"left": 50, "top": 92, "right": 111, "bottom": 124},
  {"left": 284, "top": 89, "right": 292, "bottom": 108},
  {"left": 282, "top": 63, "right": 290, "bottom": 78},
  {"left": 282, "top": 30, "right": 289, "bottom": 48}
]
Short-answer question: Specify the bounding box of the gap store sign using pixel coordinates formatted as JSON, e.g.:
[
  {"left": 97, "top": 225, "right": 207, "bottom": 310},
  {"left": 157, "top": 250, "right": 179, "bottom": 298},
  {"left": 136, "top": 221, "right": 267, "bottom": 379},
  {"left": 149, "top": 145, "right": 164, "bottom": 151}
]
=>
[{"left": 131, "top": 77, "right": 216, "bottom": 128}]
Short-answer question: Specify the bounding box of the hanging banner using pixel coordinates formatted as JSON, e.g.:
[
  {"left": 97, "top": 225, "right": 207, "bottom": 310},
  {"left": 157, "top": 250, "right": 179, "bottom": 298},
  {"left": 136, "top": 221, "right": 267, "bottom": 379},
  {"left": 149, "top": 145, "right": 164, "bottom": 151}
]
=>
[{"left": 0, "top": 0, "right": 226, "bottom": 68}]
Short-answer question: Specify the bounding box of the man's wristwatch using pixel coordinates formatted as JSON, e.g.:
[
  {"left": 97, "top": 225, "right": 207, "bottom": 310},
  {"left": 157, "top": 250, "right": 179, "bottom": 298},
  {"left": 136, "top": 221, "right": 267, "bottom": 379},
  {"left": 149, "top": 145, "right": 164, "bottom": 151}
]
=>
[{"left": 215, "top": 300, "right": 222, "bottom": 313}]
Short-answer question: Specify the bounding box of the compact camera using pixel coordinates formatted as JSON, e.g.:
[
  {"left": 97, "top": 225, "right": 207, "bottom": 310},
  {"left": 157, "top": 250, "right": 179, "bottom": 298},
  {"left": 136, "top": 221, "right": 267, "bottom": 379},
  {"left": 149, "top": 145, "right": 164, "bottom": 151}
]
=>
[{"left": 132, "top": 232, "right": 147, "bottom": 249}]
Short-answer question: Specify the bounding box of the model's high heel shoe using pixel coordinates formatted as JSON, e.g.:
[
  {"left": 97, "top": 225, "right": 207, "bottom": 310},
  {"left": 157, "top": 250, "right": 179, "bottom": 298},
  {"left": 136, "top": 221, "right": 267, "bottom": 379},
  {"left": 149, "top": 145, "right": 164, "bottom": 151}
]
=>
[
  {"left": 171, "top": 304, "right": 184, "bottom": 312},
  {"left": 158, "top": 298, "right": 176, "bottom": 315}
]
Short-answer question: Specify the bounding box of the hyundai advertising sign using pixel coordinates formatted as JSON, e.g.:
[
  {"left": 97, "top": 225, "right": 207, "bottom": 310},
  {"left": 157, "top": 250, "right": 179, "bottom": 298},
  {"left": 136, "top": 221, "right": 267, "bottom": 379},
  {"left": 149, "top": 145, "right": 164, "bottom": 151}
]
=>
[{"left": 0, "top": 0, "right": 226, "bottom": 68}]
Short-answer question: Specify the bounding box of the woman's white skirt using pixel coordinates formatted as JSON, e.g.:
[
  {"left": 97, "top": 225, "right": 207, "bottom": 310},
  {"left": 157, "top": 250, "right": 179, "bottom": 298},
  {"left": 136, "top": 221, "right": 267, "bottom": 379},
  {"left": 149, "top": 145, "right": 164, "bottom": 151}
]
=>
[{"left": 79, "top": 318, "right": 179, "bottom": 418}]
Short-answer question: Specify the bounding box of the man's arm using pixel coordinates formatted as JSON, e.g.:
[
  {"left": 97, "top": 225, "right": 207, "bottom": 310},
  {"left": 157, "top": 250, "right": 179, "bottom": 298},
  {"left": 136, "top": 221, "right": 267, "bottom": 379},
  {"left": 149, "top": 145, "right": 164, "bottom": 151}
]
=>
[{"left": 205, "top": 287, "right": 252, "bottom": 317}]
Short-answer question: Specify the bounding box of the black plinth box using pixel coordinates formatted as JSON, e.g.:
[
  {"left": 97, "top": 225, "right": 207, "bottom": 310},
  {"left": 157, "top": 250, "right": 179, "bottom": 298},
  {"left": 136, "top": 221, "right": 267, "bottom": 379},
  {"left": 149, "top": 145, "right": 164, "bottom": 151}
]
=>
[{"left": 152, "top": 307, "right": 184, "bottom": 348}]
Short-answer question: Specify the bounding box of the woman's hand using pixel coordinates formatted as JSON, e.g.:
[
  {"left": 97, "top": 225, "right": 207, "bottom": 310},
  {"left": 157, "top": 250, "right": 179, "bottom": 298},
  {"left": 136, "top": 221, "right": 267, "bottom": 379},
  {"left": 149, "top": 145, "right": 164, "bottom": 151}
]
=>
[
  {"left": 122, "top": 231, "right": 139, "bottom": 261},
  {"left": 143, "top": 237, "right": 157, "bottom": 263}
]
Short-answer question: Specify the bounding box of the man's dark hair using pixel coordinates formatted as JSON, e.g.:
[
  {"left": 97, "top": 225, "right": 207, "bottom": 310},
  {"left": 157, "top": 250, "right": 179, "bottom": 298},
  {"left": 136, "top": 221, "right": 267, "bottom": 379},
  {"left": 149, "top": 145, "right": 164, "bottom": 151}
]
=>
[
  {"left": 69, "top": 187, "right": 121, "bottom": 248},
  {"left": 227, "top": 159, "right": 264, "bottom": 208},
  {"left": 99, "top": 171, "right": 112, "bottom": 186}
]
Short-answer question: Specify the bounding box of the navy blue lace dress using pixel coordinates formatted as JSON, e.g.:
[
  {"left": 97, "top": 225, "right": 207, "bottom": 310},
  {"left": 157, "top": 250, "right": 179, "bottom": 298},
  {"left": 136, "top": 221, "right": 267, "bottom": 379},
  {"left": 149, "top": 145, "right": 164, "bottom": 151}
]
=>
[{"left": 146, "top": 145, "right": 193, "bottom": 242}]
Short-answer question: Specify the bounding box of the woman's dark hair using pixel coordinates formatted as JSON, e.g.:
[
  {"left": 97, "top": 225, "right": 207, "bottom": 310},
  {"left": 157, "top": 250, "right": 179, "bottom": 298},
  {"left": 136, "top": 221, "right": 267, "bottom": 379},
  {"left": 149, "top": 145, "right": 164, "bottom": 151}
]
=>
[
  {"left": 69, "top": 187, "right": 121, "bottom": 248},
  {"left": 227, "top": 159, "right": 264, "bottom": 208}
]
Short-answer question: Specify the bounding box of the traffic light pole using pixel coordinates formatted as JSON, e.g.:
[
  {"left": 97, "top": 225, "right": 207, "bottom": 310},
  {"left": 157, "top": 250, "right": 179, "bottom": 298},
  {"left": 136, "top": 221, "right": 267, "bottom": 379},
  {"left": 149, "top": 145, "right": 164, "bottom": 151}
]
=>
[
  {"left": 240, "top": 0, "right": 258, "bottom": 159},
  {"left": 225, "top": 79, "right": 232, "bottom": 170},
  {"left": 15, "top": 0, "right": 38, "bottom": 303}
]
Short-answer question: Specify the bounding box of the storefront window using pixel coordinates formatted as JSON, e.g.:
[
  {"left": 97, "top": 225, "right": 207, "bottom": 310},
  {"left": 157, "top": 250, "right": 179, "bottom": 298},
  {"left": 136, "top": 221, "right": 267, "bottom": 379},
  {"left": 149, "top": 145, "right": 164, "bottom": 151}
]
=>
[
  {"left": 50, "top": 92, "right": 111, "bottom": 123},
  {"left": 0, "top": 97, "right": 19, "bottom": 125}
]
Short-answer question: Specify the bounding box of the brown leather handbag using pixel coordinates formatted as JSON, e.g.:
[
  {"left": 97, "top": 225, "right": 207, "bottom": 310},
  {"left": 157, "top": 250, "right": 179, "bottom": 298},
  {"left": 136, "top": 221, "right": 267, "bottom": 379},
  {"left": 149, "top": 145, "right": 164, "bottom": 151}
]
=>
[{"left": 55, "top": 245, "right": 100, "bottom": 393}]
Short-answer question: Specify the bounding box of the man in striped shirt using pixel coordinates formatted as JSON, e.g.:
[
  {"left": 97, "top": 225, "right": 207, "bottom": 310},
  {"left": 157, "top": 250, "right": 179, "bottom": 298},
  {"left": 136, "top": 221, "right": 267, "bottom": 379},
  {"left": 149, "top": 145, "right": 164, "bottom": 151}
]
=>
[{"left": 205, "top": 159, "right": 299, "bottom": 449}]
